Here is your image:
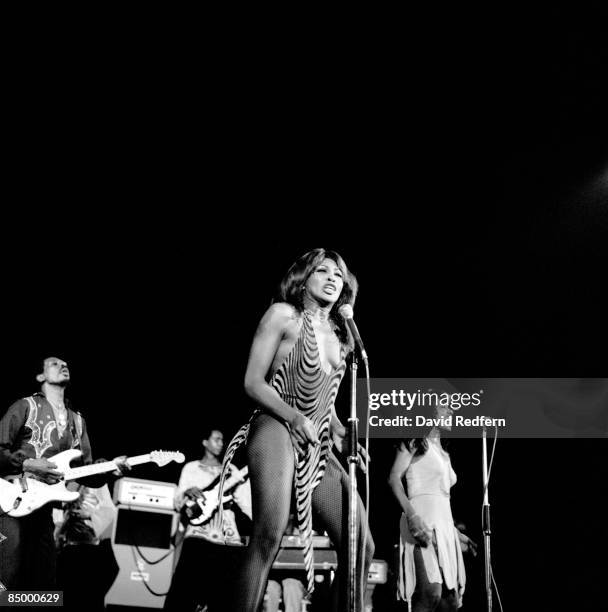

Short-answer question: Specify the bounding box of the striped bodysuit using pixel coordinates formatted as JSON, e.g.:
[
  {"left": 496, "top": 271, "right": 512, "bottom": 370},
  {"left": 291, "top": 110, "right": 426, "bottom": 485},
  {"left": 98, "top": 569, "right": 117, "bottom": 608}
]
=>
[{"left": 219, "top": 309, "right": 347, "bottom": 597}]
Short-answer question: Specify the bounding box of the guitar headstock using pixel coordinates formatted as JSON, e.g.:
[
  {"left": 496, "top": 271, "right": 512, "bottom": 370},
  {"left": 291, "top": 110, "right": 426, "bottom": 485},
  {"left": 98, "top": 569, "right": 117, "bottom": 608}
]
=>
[{"left": 150, "top": 450, "right": 186, "bottom": 466}]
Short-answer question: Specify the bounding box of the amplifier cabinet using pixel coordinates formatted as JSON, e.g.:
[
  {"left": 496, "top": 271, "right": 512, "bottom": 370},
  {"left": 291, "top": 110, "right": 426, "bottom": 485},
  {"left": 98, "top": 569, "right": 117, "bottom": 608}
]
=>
[
  {"left": 272, "top": 546, "right": 338, "bottom": 571},
  {"left": 105, "top": 505, "right": 179, "bottom": 609},
  {"left": 113, "top": 477, "right": 177, "bottom": 511}
]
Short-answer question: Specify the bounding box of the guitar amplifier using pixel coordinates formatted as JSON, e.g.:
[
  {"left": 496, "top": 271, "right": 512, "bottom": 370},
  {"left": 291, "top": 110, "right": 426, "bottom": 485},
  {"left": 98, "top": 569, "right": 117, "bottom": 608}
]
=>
[
  {"left": 368, "top": 559, "right": 388, "bottom": 584},
  {"left": 105, "top": 505, "right": 179, "bottom": 609},
  {"left": 113, "top": 477, "right": 176, "bottom": 510},
  {"left": 365, "top": 559, "right": 388, "bottom": 612},
  {"left": 280, "top": 534, "right": 332, "bottom": 548},
  {"left": 272, "top": 535, "right": 337, "bottom": 571}
]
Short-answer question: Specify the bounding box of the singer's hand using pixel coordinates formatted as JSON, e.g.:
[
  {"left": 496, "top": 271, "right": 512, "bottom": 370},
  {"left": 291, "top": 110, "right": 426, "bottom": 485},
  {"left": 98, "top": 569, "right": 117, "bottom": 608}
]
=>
[
  {"left": 288, "top": 412, "right": 319, "bottom": 457},
  {"left": 407, "top": 514, "right": 432, "bottom": 547},
  {"left": 332, "top": 432, "right": 370, "bottom": 473},
  {"left": 456, "top": 528, "right": 478, "bottom": 556}
]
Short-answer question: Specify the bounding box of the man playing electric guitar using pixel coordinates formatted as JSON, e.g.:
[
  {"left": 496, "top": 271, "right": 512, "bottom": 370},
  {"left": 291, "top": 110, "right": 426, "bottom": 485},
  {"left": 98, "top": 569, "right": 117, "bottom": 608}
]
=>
[
  {"left": 164, "top": 427, "right": 251, "bottom": 612},
  {"left": 0, "top": 356, "right": 129, "bottom": 592}
]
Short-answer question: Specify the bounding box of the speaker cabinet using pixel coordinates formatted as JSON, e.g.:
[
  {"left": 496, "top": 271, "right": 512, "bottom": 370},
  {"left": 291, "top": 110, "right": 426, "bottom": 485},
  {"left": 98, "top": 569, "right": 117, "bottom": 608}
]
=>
[{"left": 105, "top": 505, "right": 178, "bottom": 609}]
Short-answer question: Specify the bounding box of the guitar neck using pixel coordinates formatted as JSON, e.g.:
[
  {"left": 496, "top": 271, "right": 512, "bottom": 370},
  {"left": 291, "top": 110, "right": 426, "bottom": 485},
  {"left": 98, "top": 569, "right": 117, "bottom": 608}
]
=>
[
  {"left": 64, "top": 454, "right": 151, "bottom": 481},
  {"left": 222, "top": 467, "right": 248, "bottom": 493}
]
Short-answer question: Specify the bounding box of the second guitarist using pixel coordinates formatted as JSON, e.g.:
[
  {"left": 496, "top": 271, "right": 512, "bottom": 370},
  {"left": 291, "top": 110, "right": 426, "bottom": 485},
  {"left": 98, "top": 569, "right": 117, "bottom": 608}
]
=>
[{"left": 164, "top": 427, "right": 251, "bottom": 612}]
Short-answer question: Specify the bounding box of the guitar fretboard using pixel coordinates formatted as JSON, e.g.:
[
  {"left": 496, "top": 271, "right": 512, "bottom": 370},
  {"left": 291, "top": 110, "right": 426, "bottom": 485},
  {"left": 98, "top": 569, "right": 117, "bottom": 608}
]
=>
[
  {"left": 64, "top": 454, "right": 152, "bottom": 481},
  {"left": 221, "top": 467, "right": 249, "bottom": 493}
]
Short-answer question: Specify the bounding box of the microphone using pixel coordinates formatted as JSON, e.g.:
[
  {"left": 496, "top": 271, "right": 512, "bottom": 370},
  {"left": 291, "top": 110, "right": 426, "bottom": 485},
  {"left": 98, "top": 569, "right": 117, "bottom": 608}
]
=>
[{"left": 338, "top": 304, "right": 368, "bottom": 362}]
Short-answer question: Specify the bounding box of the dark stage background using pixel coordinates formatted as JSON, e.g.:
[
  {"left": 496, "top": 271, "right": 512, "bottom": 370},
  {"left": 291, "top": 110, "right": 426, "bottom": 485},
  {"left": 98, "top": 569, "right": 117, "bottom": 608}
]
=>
[
  {"left": 3, "top": 231, "right": 607, "bottom": 610},
  {"left": 3, "top": 8, "right": 607, "bottom": 610}
]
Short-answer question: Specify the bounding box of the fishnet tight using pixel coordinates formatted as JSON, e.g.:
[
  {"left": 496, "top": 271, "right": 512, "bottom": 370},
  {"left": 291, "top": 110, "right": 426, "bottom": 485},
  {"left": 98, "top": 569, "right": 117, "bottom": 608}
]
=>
[{"left": 225, "top": 413, "right": 374, "bottom": 612}]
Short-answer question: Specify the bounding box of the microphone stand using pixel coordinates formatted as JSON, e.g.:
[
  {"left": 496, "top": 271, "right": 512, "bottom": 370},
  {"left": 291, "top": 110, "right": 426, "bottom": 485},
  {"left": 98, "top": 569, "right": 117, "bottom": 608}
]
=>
[
  {"left": 482, "top": 426, "right": 492, "bottom": 612},
  {"left": 347, "top": 352, "right": 360, "bottom": 612}
]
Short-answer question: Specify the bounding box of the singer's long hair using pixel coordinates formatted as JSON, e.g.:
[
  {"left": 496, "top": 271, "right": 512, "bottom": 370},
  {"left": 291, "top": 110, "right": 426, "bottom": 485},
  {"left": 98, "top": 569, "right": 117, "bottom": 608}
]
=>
[
  {"left": 399, "top": 437, "right": 450, "bottom": 457},
  {"left": 273, "top": 248, "right": 358, "bottom": 349},
  {"left": 399, "top": 392, "right": 451, "bottom": 457}
]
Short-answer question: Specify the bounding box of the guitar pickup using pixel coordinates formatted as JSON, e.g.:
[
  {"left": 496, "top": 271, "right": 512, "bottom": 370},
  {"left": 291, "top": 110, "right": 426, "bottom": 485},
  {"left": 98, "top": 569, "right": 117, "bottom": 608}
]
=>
[{"left": 19, "top": 476, "right": 28, "bottom": 493}]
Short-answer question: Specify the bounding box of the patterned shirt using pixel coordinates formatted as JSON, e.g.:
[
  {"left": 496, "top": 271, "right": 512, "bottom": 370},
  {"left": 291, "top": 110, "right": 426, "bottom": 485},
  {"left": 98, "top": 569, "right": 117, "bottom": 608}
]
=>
[{"left": 0, "top": 392, "right": 93, "bottom": 476}]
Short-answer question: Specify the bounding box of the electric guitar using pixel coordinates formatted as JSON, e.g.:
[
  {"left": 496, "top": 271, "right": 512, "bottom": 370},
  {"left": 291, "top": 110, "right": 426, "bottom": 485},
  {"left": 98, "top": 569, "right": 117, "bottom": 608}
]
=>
[
  {"left": 181, "top": 465, "right": 249, "bottom": 526},
  {"left": 0, "top": 448, "right": 185, "bottom": 517}
]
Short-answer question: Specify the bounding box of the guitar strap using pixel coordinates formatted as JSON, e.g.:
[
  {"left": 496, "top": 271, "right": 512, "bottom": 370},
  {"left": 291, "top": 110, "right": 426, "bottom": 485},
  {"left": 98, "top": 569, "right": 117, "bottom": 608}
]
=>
[
  {"left": 201, "top": 472, "right": 222, "bottom": 492},
  {"left": 200, "top": 465, "right": 248, "bottom": 493},
  {"left": 69, "top": 411, "right": 84, "bottom": 449}
]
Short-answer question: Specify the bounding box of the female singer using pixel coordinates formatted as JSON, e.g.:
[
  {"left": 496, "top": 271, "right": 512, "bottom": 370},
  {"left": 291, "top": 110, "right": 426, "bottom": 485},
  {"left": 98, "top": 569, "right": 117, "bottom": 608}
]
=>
[
  {"left": 219, "top": 248, "right": 374, "bottom": 612},
  {"left": 388, "top": 399, "right": 476, "bottom": 611}
]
